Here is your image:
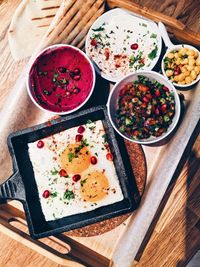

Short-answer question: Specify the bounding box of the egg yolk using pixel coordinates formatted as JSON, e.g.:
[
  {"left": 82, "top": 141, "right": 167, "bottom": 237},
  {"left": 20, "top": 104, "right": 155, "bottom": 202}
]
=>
[
  {"left": 60, "top": 144, "right": 91, "bottom": 174},
  {"left": 80, "top": 171, "right": 109, "bottom": 202}
]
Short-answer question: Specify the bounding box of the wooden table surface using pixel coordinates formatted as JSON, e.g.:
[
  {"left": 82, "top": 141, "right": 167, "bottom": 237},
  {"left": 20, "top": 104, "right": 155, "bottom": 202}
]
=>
[{"left": 0, "top": 1, "right": 200, "bottom": 266}]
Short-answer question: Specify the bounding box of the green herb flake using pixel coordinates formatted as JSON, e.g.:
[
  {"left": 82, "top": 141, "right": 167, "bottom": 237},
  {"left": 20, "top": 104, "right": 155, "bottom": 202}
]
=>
[
  {"left": 52, "top": 72, "right": 59, "bottom": 82},
  {"left": 102, "top": 134, "right": 108, "bottom": 143},
  {"left": 89, "top": 125, "right": 96, "bottom": 131},
  {"left": 60, "top": 78, "right": 68, "bottom": 84},
  {"left": 51, "top": 168, "right": 58, "bottom": 175},
  {"left": 150, "top": 33, "right": 157, "bottom": 38},
  {"left": 86, "top": 119, "right": 93, "bottom": 124},
  {"left": 141, "top": 23, "right": 147, "bottom": 27},
  {"left": 80, "top": 179, "right": 87, "bottom": 187},
  {"left": 148, "top": 46, "right": 158, "bottom": 60},
  {"left": 95, "top": 152, "right": 98, "bottom": 157},
  {"left": 68, "top": 152, "right": 75, "bottom": 162},
  {"left": 51, "top": 192, "right": 58, "bottom": 198},
  {"left": 63, "top": 190, "right": 75, "bottom": 200}
]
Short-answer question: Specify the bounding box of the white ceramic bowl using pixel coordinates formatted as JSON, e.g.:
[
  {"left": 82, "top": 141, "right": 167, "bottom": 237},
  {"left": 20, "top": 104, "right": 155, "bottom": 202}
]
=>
[
  {"left": 85, "top": 8, "right": 162, "bottom": 83},
  {"left": 158, "top": 22, "right": 200, "bottom": 88},
  {"left": 26, "top": 44, "right": 96, "bottom": 115},
  {"left": 161, "top": 44, "right": 200, "bottom": 88},
  {"left": 107, "top": 71, "right": 181, "bottom": 144}
]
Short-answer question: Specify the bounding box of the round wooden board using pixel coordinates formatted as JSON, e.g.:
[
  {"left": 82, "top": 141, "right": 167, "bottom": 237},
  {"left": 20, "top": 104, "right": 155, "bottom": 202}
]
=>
[{"left": 66, "top": 140, "right": 147, "bottom": 237}]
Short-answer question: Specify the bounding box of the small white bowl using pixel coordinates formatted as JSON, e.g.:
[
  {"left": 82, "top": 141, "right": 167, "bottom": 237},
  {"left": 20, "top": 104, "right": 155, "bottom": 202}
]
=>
[
  {"left": 26, "top": 44, "right": 96, "bottom": 115},
  {"left": 107, "top": 71, "right": 181, "bottom": 145},
  {"left": 159, "top": 22, "right": 200, "bottom": 88}
]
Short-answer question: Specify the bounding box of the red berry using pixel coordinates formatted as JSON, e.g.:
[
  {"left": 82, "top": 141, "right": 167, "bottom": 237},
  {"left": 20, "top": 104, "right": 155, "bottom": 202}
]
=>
[
  {"left": 155, "top": 108, "right": 160, "bottom": 115},
  {"left": 37, "top": 140, "right": 44, "bottom": 148},
  {"left": 106, "top": 153, "right": 113, "bottom": 161},
  {"left": 90, "top": 156, "right": 97, "bottom": 165},
  {"left": 73, "top": 75, "right": 81, "bottom": 81},
  {"left": 59, "top": 169, "right": 67, "bottom": 177},
  {"left": 73, "top": 88, "right": 80, "bottom": 94},
  {"left": 42, "top": 190, "right": 50, "bottom": 198},
  {"left": 73, "top": 68, "right": 80, "bottom": 75},
  {"left": 163, "top": 85, "right": 169, "bottom": 92},
  {"left": 90, "top": 38, "right": 97, "bottom": 46},
  {"left": 75, "top": 134, "right": 83, "bottom": 142},
  {"left": 161, "top": 104, "right": 167, "bottom": 113},
  {"left": 72, "top": 174, "right": 81, "bottom": 182},
  {"left": 174, "top": 67, "right": 181, "bottom": 76},
  {"left": 78, "top": 125, "right": 85, "bottom": 134},
  {"left": 155, "top": 89, "right": 160, "bottom": 97},
  {"left": 130, "top": 43, "right": 138, "bottom": 50},
  {"left": 142, "top": 96, "right": 149, "bottom": 103}
]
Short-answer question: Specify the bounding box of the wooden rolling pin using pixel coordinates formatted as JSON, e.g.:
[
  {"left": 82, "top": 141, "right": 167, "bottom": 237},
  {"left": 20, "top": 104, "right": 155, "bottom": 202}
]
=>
[{"left": 107, "top": 0, "right": 200, "bottom": 46}]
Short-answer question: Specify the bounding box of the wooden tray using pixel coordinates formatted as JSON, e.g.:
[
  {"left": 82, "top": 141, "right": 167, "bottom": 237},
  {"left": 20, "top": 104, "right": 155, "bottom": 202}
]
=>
[{"left": 0, "top": 1, "right": 200, "bottom": 267}]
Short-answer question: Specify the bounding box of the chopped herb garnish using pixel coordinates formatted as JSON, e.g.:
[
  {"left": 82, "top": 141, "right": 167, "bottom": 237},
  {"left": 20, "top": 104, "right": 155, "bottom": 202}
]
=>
[
  {"left": 59, "top": 78, "right": 68, "bottom": 84},
  {"left": 150, "top": 33, "right": 157, "bottom": 38},
  {"left": 63, "top": 190, "right": 75, "bottom": 200},
  {"left": 148, "top": 46, "right": 158, "bottom": 60},
  {"left": 102, "top": 134, "right": 108, "bottom": 143},
  {"left": 92, "top": 26, "right": 105, "bottom": 32},
  {"left": 129, "top": 55, "right": 136, "bottom": 67},
  {"left": 95, "top": 152, "right": 98, "bottom": 157},
  {"left": 51, "top": 192, "right": 58, "bottom": 198},
  {"left": 68, "top": 152, "right": 75, "bottom": 162},
  {"left": 80, "top": 179, "right": 87, "bottom": 187},
  {"left": 141, "top": 23, "right": 147, "bottom": 27},
  {"left": 89, "top": 125, "right": 96, "bottom": 131},
  {"left": 52, "top": 72, "right": 59, "bottom": 82},
  {"left": 51, "top": 168, "right": 58, "bottom": 175},
  {"left": 43, "top": 89, "right": 51, "bottom": 96},
  {"left": 86, "top": 119, "right": 93, "bottom": 124}
]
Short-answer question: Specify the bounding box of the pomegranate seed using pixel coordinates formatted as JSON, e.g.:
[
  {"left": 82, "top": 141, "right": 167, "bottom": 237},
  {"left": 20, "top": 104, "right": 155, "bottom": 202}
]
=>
[
  {"left": 78, "top": 126, "right": 85, "bottom": 134},
  {"left": 161, "top": 104, "right": 167, "bottom": 113},
  {"left": 155, "top": 89, "right": 160, "bottom": 97},
  {"left": 58, "top": 67, "right": 67, "bottom": 73},
  {"left": 174, "top": 67, "right": 181, "bottom": 76},
  {"left": 42, "top": 190, "right": 50, "bottom": 198},
  {"left": 155, "top": 108, "right": 160, "bottom": 115},
  {"left": 151, "top": 105, "right": 156, "bottom": 112},
  {"left": 130, "top": 43, "right": 138, "bottom": 50},
  {"left": 90, "top": 38, "right": 97, "bottom": 46},
  {"left": 73, "top": 88, "right": 80, "bottom": 94},
  {"left": 59, "top": 169, "right": 68, "bottom": 177},
  {"left": 66, "top": 91, "right": 71, "bottom": 96},
  {"left": 106, "top": 153, "right": 113, "bottom": 161},
  {"left": 105, "top": 50, "right": 110, "bottom": 60},
  {"left": 37, "top": 140, "right": 44, "bottom": 148},
  {"left": 141, "top": 103, "right": 147, "bottom": 108},
  {"left": 90, "top": 156, "right": 97, "bottom": 165},
  {"left": 75, "top": 134, "right": 83, "bottom": 142},
  {"left": 72, "top": 174, "right": 81, "bottom": 182},
  {"left": 163, "top": 85, "right": 169, "bottom": 92},
  {"left": 142, "top": 96, "right": 149, "bottom": 103},
  {"left": 73, "top": 75, "right": 81, "bottom": 81},
  {"left": 146, "top": 93, "right": 152, "bottom": 99},
  {"left": 73, "top": 68, "right": 80, "bottom": 75}
]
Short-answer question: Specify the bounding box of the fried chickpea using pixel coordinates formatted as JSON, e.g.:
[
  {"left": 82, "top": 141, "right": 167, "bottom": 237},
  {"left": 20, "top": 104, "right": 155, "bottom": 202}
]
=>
[
  {"left": 181, "top": 66, "right": 187, "bottom": 72},
  {"left": 173, "top": 75, "right": 179, "bottom": 82},
  {"left": 185, "top": 76, "right": 192, "bottom": 84},
  {"left": 187, "top": 50, "right": 195, "bottom": 56},
  {"left": 194, "top": 51, "right": 199, "bottom": 58},
  {"left": 188, "top": 58, "right": 195, "bottom": 66},
  {"left": 196, "top": 57, "right": 200, "bottom": 66},
  {"left": 194, "top": 66, "right": 200, "bottom": 74},
  {"left": 191, "top": 70, "right": 197, "bottom": 80},
  {"left": 186, "top": 65, "right": 194, "bottom": 71},
  {"left": 179, "top": 48, "right": 188, "bottom": 55},
  {"left": 178, "top": 81, "right": 186, "bottom": 85},
  {"left": 178, "top": 73, "right": 185, "bottom": 82},
  {"left": 166, "top": 69, "right": 173, "bottom": 77},
  {"left": 174, "top": 52, "right": 179, "bottom": 59},
  {"left": 184, "top": 71, "right": 191, "bottom": 77},
  {"left": 166, "top": 53, "right": 174, "bottom": 59},
  {"left": 176, "top": 58, "right": 181, "bottom": 65}
]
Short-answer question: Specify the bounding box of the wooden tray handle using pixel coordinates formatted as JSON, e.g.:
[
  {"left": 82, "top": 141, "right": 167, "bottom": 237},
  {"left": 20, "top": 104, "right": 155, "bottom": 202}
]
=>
[
  {"left": 107, "top": 0, "right": 200, "bottom": 46},
  {"left": 0, "top": 204, "right": 110, "bottom": 267}
]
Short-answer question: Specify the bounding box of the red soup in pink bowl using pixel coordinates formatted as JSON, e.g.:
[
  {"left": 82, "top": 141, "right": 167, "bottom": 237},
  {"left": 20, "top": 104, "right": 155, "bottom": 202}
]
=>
[{"left": 27, "top": 44, "right": 96, "bottom": 114}]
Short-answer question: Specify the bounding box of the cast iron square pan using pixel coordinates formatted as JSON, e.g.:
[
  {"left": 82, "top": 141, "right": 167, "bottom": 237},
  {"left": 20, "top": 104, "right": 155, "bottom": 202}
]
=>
[{"left": 3, "top": 105, "right": 140, "bottom": 239}]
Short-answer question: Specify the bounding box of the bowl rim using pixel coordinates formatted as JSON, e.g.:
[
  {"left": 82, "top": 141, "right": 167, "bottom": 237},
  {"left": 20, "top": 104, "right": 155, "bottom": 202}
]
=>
[
  {"left": 161, "top": 44, "right": 200, "bottom": 88},
  {"left": 107, "top": 70, "right": 181, "bottom": 144},
  {"left": 85, "top": 8, "right": 162, "bottom": 83},
  {"left": 26, "top": 44, "right": 96, "bottom": 115}
]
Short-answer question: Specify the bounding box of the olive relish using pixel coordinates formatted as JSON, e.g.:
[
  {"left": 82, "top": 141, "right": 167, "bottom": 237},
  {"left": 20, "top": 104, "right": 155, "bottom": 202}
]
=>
[{"left": 116, "top": 76, "right": 175, "bottom": 140}]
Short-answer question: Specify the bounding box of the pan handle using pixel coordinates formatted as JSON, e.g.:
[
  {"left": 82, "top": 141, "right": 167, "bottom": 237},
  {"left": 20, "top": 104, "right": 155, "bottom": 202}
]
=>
[{"left": 0, "top": 172, "right": 25, "bottom": 202}]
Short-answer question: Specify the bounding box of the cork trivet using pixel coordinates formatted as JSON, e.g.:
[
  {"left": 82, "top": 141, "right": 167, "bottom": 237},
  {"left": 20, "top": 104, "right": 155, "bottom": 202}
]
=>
[{"left": 66, "top": 140, "right": 147, "bottom": 237}]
